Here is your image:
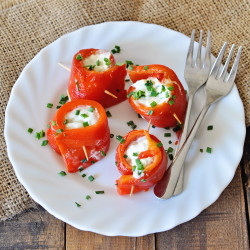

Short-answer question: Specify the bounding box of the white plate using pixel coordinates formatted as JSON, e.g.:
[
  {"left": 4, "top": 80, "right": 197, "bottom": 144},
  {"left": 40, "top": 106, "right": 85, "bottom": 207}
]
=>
[{"left": 5, "top": 21, "right": 245, "bottom": 236}]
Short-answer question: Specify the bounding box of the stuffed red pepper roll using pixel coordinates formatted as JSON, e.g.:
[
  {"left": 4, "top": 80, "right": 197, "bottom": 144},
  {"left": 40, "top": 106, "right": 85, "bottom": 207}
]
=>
[
  {"left": 115, "top": 129, "right": 167, "bottom": 195},
  {"left": 47, "top": 99, "right": 110, "bottom": 173},
  {"left": 127, "top": 64, "right": 187, "bottom": 128},
  {"left": 68, "top": 48, "right": 127, "bottom": 108}
]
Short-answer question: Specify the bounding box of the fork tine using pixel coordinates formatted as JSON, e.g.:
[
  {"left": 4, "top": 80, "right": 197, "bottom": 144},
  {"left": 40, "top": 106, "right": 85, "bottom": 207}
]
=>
[
  {"left": 204, "top": 31, "right": 211, "bottom": 68},
  {"left": 227, "top": 46, "right": 242, "bottom": 82},
  {"left": 220, "top": 44, "right": 235, "bottom": 80},
  {"left": 196, "top": 30, "right": 203, "bottom": 67},
  {"left": 209, "top": 42, "right": 227, "bottom": 77},
  {"left": 186, "top": 29, "right": 195, "bottom": 66}
]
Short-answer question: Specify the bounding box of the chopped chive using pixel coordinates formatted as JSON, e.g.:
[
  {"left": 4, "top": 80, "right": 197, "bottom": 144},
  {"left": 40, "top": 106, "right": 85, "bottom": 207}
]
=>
[
  {"left": 101, "top": 151, "right": 106, "bottom": 156},
  {"left": 169, "top": 100, "right": 174, "bottom": 106},
  {"left": 152, "top": 125, "right": 156, "bottom": 128},
  {"left": 41, "top": 140, "right": 48, "bottom": 146},
  {"left": 123, "top": 154, "right": 128, "bottom": 159},
  {"left": 116, "top": 135, "right": 125, "bottom": 144},
  {"left": 58, "top": 171, "right": 66, "bottom": 176},
  {"left": 75, "top": 202, "right": 81, "bottom": 207},
  {"left": 88, "top": 175, "right": 95, "bottom": 181},
  {"left": 132, "top": 165, "right": 136, "bottom": 172},
  {"left": 150, "top": 89, "right": 159, "bottom": 97},
  {"left": 106, "top": 111, "right": 112, "bottom": 117},
  {"left": 96, "top": 60, "right": 100, "bottom": 66},
  {"left": 150, "top": 101, "right": 157, "bottom": 108},
  {"left": 207, "top": 125, "right": 213, "bottom": 130},
  {"left": 143, "top": 66, "right": 149, "bottom": 70},
  {"left": 133, "top": 152, "right": 138, "bottom": 156},
  {"left": 200, "top": 149, "right": 203, "bottom": 153},
  {"left": 169, "top": 154, "right": 173, "bottom": 160},
  {"left": 56, "top": 105, "right": 61, "bottom": 109},
  {"left": 172, "top": 95, "right": 176, "bottom": 100},
  {"left": 141, "top": 179, "right": 146, "bottom": 182},
  {"left": 115, "top": 45, "right": 120, "bottom": 52},
  {"left": 47, "top": 103, "right": 53, "bottom": 108},
  {"left": 164, "top": 133, "right": 171, "bottom": 137},
  {"left": 75, "top": 110, "right": 80, "bottom": 115},
  {"left": 95, "top": 191, "right": 104, "bottom": 194},
  {"left": 27, "top": 128, "right": 33, "bottom": 134},
  {"left": 110, "top": 134, "right": 114, "bottom": 138},
  {"left": 125, "top": 79, "right": 130, "bottom": 82},
  {"left": 76, "top": 54, "right": 83, "bottom": 60},
  {"left": 83, "top": 65, "right": 96, "bottom": 70},
  {"left": 78, "top": 166, "right": 83, "bottom": 172},
  {"left": 135, "top": 158, "right": 144, "bottom": 170},
  {"left": 81, "top": 158, "right": 87, "bottom": 163},
  {"left": 161, "top": 85, "right": 166, "bottom": 92},
  {"left": 76, "top": 82, "right": 80, "bottom": 91},
  {"left": 206, "top": 147, "right": 212, "bottom": 154},
  {"left": 131, "top": 124, "right": 137, "bottom": 129},
  {"left": 128, "top": 65, "right": 134, "bottom": 70},
  {"left": 51, "top": 120, "right": 57, "bottom": 126},
  {"left": 116, "top": 62, "right": 124, "bottom": 66},
  {"left": 91, "top": 160, "right": 95, "bottom": 164},
  {"left": 104, "top": 57, "right": 111, "bottom": 66},
  {"left": 59, "top": 94, "right": 69, "bottom": 104},
  {"left": 47, "top": 124, "right": 50, "bottom": 128},
  {"left": 125, "top": 60, "right": 134, "bottom": 68},
  {"left": 167, "top": 86, "right": 174, "bottom": 91},
  {"left": 127, "top": 92, "right": 134, "bottom": 98},
  {"left": 111, "top": 49, "right": 116, "bottom": 54},
  {"left": 56, "top": 129, "right": 63, "bottom": 133},
  {"left": 148, "top": 110, "right": 153, "bottom": 115},
  {"left": 165, "top": 92, "right": 170, "bottom": 98},
  {"left": 82, "top": 173, "right": 86, "bottom": 178},
  {"left": 115, "top": 161, "right": 118, "bottom": 166},
  {"left": 157, "top": 142, "right": 163, "bottom": 147},
  {"left": 116, "top": 89, "right": 120, "bottom": 92},
  {"left": 63, "top": 120, "right": 68, "bottom": 124},
  {"left": 127, "top": 120, "right": 134, "bottom": 126},
  {"left": 86, "top": 195, "right": 91, "bottom": 200},
  {"left": 165, "top": 126, "right": 170, "bottom": 130},
  {"left": 88, "top": 106, "right": 94, "bottom": 112},
  {"left": 167, "top": 147, "right": 174, "bottom": 153},
  {"left": 133, "top": 90, "right": 145, "bottom": 100},
  {"left": 81, "top": 114, "right": 88, "bottom": 118},
  {"left": 35, "top": 132, "right": 41, "bottom": 140}
]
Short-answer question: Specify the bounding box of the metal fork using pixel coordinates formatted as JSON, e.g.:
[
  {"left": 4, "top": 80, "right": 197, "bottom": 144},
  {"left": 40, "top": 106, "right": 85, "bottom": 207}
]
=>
[
  {"left": 154, "top": 42, "right": 242, "bottom": 199},
  {"left": 173, "top": 30, "right": 211, "bottom": 196}
]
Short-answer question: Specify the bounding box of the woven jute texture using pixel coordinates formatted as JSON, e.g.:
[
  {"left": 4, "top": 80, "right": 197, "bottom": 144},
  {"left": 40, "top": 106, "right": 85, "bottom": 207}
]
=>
[{"left": 0, "top": 0, "right": 249, "bottom": 221}]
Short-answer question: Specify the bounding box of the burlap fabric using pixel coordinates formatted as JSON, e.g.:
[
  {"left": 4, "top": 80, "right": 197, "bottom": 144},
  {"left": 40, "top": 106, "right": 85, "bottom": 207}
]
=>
[{"left": 0, "top": 0, "right": 249, "bottom": 221}]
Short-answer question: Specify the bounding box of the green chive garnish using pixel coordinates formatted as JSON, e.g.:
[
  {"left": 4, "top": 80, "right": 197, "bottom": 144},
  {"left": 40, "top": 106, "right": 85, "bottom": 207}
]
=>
[
  {"left": 95, "top": 191, "right": 104, "bottom": 194},
  {"left": 76, "top": 82, "right": 79, "bottom": 91},
  {"left": 76, "top": 54, "right": 83, "bottom": 60},
  {"left": 75, "top": 202, "right": 81, "bottom": 207},
  {"left": 207, "top": 125, "right": 213, "bottom": 130},
  {"left": 165, "top": 92, "right": 170, "bottom": 98},
  {"left": 83, "top": 122, "right": 89, "bottom": 127},
  {"left": 56, "top": 105, "right": 61, "bottom": 109},
  {"left": 27, "top": 128, "right": 33, "bottom": 134},
  {"left": 81, "top": 114, "right": 88, "bottom": 118},
  {"left": 128, "top": 65, "right": 134, "bottom": 70},
  {"left": 135, "top": 158, "right": 144, "bottom": 170},
  {"left": 81, "top": 158, "right": 87, "bottom": 163},
  {"left": 164, "top": 133, "right": 171, "bottom": 137},
  {"left": 41, "top": 140, "right": 48, "bottom": 146},
  {"left": 88, "top": 106, "right": 94, "bottom": 112},
  {"left": 47, "top": 103, "right": 53, "bottom": 108},
  {"left": 63, "top": 120, "right": 68, "bottom": 124},
  {"left": 152, "top": 125, "right": 156, "bottom": 128},
  {"left": 133, "top": 152, "right": 138, "bottom": 156},
  {"left": 172, "top": 95, "right": 176, "bottom": 100},
  {"left": 56, "top": 129, "right": 63, "bottom": 133},
  {"left": 157, "top": 142, "right": 163, "bottom": 147},
  {"left": 115, "top": 161, "right": 118, "bottom": 166},
  {"left": 143, "top": 66, "right": 149, "bottom": 70},
  {"left": 106, "top": 111, "right": 112, "bottom": 117},
  {"left": 75, "top": 110, "right": 80, "bottom": 115},
  {"left": 110, "top": 134, "right": 114, "bottom": 138},
  {"left": 88, "top": 175, "right": 95, "bottom": 181},
  {"left": 127, "top": 92, "right": 134, "bottom": 98},
  {"left": 116, "top": 135, "right": 125, "bottom": 144},
  {"left": 91, "top": 160, "right": 95, "bottom": 164},
  {"left": 47, "top": 124, "right": 50, "bottom": 128},
  {"left": 123, "top": 154, "right": 128, "bottom": 158},
  {"left": 125, "top": 60, "right": 134, "bottom": 68},
  {"left": 169, "top": 154, "right": 173, "bottom": 160},
  {"left": 141, "top": 179, "right": 146, "bottom": 182},
  {"left": 59, "top": 94, "right": 69, "bottom": 104},
  {"left": 51, "top": 121, "right": 57, "bottom": 126},
  {"left": 167, "top": 147, "right": 174, "bottom": 153},
  {"left": 58, "top": 171, "right": 66, "bottom": 176},
  {"left": 200, "top": 149, "right": 203, "bottom": 153},
  {"left": 78, "top": 166, "right": 83, "bottom": 172},
  {"left": 148, "top": 110, "right": 153, "bottom": 115},
  {"left": 161, "top": 85, "right": 166, "bottom": 92},
  {"left": 96, "top": 60, "right": 100, "bottom": 66},
  {"left": 82, "top": 173, "right": 86, "bottom": 178},
  {"left": 150, "top": 101, "right": 157, "bottom": 108},
  {"left": 86, "top": 195, "right": 91, "bottom": 200},
  {"left": 101, "top": 151, "right": 106, "bottom": 156},
  {"left": 167, "top": 86, "right": 174, "bottom": 91},
  {"left": 169, "top": 140, "right": 172, "bottom": 144},
  {"left": 132, "top": 166, "right": 136, "bottom": 172},
  {"left": 104, "top": 58, "right": 111, "bottom": 66},
  {"left": 206, "top": 147, "right": 212, "bottom": 153},
  {"left": 169, "top": 100, "right": 174, "bottom": 106}
]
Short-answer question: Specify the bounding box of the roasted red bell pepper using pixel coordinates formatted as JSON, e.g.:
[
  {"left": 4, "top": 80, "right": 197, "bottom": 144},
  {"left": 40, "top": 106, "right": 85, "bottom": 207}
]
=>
[
  {"left": 115, "top": 129, "right": 167, "bottom": 195},
  {"left": 68, "top": 49, "right": 127, "bottom": 108},
  {"left": 47, "top": 99, "right": 110, "bottom": 173},
  {"left": 127, "top": 64, "right": 187, "bottom": 128}
]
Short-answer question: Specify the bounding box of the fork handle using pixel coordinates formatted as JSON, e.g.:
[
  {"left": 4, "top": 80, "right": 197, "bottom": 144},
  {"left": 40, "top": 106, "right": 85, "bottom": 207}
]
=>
[
  {"left": 173, "top": 94, "right": 194, "bottom": 195},
  {"left": 154, "top": 103, "right": 210, "bottom": 199}
]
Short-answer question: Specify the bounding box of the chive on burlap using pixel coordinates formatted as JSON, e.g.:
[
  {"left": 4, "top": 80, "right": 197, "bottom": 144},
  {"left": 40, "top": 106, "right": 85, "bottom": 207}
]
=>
[{"left": 0, "top": 0, "right": 249, "bottom": 221}]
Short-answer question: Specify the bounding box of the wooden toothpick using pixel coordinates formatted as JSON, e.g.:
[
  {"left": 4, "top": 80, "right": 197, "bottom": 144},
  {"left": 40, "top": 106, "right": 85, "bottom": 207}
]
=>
[
  {"left": 58, "top": 62, "right": 70, "bottom": 72},
  {"left": 83, "top": 146, "right": 89, "bottom": 161},
  {"left": 147, "top": 119, "right": 151, "bottom": 132},
  {"left": 67, "top": 90, "right": 71, "bottom": 102},
  {"left": 173, "top": 113, "right": 182, "bottom": 125},
  {"left": 130, "top": 185, "right": 135, "bottom": 198}
]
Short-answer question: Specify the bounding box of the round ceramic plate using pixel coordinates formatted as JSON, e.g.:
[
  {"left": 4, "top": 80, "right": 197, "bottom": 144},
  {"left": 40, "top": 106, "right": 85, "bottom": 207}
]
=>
[{"left": 5, "top": 21, "right": 245, "bottom": 236}]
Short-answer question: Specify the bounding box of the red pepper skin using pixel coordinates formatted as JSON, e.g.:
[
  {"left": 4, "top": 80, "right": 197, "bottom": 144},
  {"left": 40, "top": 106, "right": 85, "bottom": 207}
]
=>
[
  {"left": 128, "top": 65, "right": 187, "bottom": 128},
  {"left": 68, "top": 49, "right": 127, "bottom": 108},
  {"left": 115, "top": 130, "right": 167, "bottom": 195},
  {"left": 47, "top": 99, "right": 110, "bottom": 173}
]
